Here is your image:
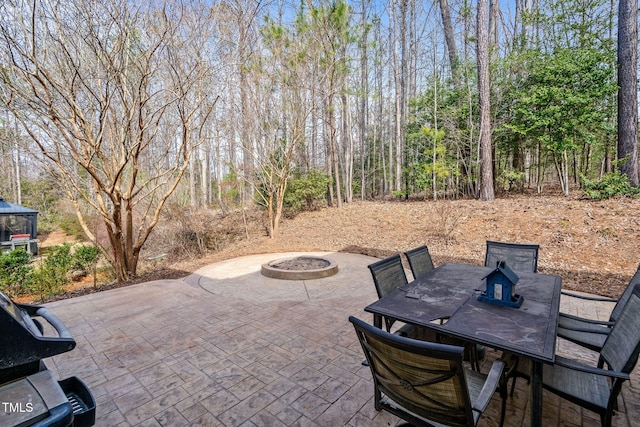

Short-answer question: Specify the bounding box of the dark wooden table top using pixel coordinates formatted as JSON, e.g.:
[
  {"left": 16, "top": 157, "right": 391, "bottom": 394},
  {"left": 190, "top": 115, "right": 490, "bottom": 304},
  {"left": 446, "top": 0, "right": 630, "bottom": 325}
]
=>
[{"left": 364, "top": 262, "right": 562, "bottom": 363}]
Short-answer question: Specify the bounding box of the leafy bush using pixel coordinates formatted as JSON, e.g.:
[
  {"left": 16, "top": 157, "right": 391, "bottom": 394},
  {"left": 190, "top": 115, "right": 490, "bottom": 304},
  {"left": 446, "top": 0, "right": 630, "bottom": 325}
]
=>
[
  {"left": 72, "top": 245, "right": 101, "bottom": 273},
  {"left": 0, "top": 249, "right": 34, "bottom": 296},
  {"left": 497, "top": 170, "right": 525, "bottom": 193},
  {"left": 31, "top": 243, "right": 73, "bottom": 300},
  {"left": 0, "top": 243, "right": 102, "bottom": 300},
  {"left": 284, "top": 170, "right": 330, "bottom": 211},
  {"left": 581, "top": 171, "right": 640, "bottom": 200},
  {"left": 392, "top": 189, "right": 408, "bottom": 199}
]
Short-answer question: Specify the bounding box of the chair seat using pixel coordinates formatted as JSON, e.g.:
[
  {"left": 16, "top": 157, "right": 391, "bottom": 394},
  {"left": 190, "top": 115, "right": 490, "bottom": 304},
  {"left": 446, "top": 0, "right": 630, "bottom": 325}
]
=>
[
  {"left": 558, "top": 315, "right": 611, "bottom": 331},
  {"left": 382, "top": 393, "right": 482, "bottom": 427},
  {"left": 543, "top": 361, "right": 610, "bottom": 411},
  {"left": 557, "top": 325, "right": 608, "bottom": 352}
]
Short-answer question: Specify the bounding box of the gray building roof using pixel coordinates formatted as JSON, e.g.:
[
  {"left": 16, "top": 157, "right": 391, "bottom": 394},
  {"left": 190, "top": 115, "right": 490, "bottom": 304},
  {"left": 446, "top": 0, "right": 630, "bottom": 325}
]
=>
[{"left": 0, "top": 197, "right": 39, "bottom": 215}]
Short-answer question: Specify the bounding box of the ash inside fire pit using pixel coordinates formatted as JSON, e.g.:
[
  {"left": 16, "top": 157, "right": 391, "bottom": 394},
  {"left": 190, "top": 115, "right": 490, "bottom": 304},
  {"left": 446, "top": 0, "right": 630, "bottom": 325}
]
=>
[
  {"left": 270, "top": 257, "right": 330, "bottom": 270},
  {"left": 261, "top": 256, "right": 338, "bottom": 280}
]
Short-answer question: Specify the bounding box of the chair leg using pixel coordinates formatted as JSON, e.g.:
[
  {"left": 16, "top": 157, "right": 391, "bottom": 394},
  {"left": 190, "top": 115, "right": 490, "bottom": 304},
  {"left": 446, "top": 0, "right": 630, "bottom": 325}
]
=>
[
  {"left": 509, "top": 376, "right": 517, "bottom": 397},
  {"left": 508, "top": 356, "right": 521, "bottom": 396},
  {"left": 470, "top": 344, "right": 480, "bottom": 371},
  {"left": 499, "top": 375, "right": 508, "bottom": 427}
]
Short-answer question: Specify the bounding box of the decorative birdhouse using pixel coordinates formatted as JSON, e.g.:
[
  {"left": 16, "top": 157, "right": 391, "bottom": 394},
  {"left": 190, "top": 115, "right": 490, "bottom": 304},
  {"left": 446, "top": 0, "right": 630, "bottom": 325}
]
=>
[{"left": 477, "top": 261, "right": 524, "bottom": 308}]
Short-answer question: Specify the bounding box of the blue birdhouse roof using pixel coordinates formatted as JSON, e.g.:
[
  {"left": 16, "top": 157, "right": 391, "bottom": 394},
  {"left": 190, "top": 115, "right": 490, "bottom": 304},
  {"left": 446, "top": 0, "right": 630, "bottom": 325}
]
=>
[{"left": 483, "top": 262, "right": 520, "bottom": 285}]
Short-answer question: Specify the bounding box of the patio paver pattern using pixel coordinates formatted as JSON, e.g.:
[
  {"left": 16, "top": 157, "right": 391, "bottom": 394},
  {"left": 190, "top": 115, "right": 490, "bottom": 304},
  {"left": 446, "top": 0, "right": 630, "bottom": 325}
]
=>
[{"left": 42, "top": 252, "right": 640, "bottom": 426}]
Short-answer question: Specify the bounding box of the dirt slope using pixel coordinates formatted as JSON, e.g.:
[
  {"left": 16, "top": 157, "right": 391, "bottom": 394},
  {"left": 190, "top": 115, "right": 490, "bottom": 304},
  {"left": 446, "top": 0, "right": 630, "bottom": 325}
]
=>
[
  {"left": 177, "top": 194, "right": 638, "bottom": 298},
  {"left": 33, "top": 193, "right": 640, "bottom": 302}
]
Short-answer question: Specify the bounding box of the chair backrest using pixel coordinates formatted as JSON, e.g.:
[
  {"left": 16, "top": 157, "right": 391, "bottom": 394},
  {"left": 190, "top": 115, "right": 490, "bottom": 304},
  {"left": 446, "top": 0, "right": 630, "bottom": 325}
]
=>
[
  {"left": 609, "top": 264, "right": 640, "bottom": 323},
  {"left": 349, "top": 315, "right": 476, "bottom": 427},
  {"left": 600, "top": 286, "right": 640, "bottom": 375},
  {"left": 404, "top": 245, "right": 435, "bottom": 280},
  {"left": 368, "top": 254, "right": 408, "bottom": 299},
  {"left": 484, "top": 240, "right": 539, "bottom": 273}
]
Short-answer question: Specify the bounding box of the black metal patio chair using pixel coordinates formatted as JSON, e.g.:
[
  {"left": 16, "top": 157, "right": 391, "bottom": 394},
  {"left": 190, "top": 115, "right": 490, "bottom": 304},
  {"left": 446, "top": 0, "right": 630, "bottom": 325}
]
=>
[
  {"left": 350, "top": 316, "right": 507, "bottom": 427},
  {"left": 541, "top": 287, "right": 640, "bottom": 427},
  {"left": 404, "top": 245, "right": 435, "bottom": 280},
  {"left": 557, "top": 264, "right": 640, "bottom": 354},
  {"left": 367, "top": 254, "right": 408, "bottom": 333},
  {"left": 484, "top": 240, "right": 540, "bottom": 273}
]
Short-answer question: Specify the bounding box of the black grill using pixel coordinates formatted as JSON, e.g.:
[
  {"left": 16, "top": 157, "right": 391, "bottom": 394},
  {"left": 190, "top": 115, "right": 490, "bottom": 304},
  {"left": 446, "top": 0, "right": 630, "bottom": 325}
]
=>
[{"left": 0, "top": 291, "right": 95, "bottom": 427}]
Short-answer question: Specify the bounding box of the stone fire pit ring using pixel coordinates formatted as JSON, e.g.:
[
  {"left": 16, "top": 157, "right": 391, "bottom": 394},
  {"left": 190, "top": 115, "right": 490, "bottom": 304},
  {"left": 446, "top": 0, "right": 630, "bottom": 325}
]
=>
[{"left": 261, "top": 255, "right": 339, "bottom": 280}]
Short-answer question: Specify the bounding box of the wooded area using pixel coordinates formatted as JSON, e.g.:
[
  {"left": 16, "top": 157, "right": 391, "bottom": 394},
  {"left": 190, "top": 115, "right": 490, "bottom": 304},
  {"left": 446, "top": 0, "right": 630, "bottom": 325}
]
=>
[{"left": 0, "top": 0, "right": 637, "bottom": 280}]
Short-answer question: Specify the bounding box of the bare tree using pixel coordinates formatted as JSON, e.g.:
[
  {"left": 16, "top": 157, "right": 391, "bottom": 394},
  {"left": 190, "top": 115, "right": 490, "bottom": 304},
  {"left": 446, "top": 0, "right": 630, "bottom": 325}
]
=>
[
  {"left": 0, "top": 0, "right": 218, "bottom": 281},
  {"left": 253, "top": 15, "right": 316, "bottom": 237}
]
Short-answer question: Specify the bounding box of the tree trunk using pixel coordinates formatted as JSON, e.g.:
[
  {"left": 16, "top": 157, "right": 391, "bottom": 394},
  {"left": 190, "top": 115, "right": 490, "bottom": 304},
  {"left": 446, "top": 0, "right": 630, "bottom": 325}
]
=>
[
  {"left": 327, "top": 92, "right": 342, "bottom": 207},
  {"left": 489, "top": 0, "right": 499, "bottom": 49},
  {"left": 439, "top": 0, "right": 460, "bottom": 85},
  {"left": 477, "top": 0, "right": 494, "bottom": 201},
  {"left": 201, "top": 145, "right": 209, "bottom": 206},
  {"left": 617, "top": 0, "right": 638, "bottom": 186},
  {"left": 360, "top": 0, "right": 369, "bottom": 200},
  {"left": 14, "top": 140, "right": 21, "bottom": 205},
  {"left": 342, "top": 92, "right": 354, "bottom": 203},
  {"left": 189, "top": 154, "right": 197, "bottom": 207},
  {"left": 391, "top": 0, "right": 400, "bottom": 192}
]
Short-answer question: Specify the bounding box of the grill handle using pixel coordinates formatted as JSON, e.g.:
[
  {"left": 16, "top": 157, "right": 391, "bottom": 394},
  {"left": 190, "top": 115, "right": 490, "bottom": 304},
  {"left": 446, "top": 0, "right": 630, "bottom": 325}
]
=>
[{"left": 35, "top": 308, "right": 73, "bottom": 339}]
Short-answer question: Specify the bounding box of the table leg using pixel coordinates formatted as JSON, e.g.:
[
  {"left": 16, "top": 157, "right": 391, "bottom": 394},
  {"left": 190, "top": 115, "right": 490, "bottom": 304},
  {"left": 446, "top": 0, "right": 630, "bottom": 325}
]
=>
[
  {"left": 530, "top": 360, "right": 543, "bottom": 427},
  {"left": 372, "top": 313, "right": 382, "bottom": 329}
]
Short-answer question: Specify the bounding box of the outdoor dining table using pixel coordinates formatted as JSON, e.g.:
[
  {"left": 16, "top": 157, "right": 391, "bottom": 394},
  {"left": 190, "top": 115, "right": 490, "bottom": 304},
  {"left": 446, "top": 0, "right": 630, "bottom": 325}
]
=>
[{"left": 364, "top": 262, "right": 562, "bottom": 427}]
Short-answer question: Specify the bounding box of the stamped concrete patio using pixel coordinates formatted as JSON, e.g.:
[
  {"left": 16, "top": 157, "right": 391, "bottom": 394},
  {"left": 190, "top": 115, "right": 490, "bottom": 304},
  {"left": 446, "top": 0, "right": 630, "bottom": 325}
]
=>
[{"left": 42, "top": 252, "right": 640, "bottom": 426}]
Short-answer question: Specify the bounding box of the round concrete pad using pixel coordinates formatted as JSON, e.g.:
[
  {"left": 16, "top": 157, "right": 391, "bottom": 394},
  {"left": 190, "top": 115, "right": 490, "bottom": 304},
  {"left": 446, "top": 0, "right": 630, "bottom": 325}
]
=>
[{"left": 183, "top": 252, "right": 378, "bottom": 302}]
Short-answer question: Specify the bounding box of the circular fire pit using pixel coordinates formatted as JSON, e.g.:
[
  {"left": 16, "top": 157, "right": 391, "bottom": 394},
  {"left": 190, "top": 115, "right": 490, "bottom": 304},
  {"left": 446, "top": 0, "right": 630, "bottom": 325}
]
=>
[{"left": 261, "top": 256, "right": 339, "bottom": 280}]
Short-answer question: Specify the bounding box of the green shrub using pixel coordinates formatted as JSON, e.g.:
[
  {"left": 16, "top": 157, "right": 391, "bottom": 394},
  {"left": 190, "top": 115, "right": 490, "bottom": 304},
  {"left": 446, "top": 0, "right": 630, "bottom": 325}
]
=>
[
  {"left": 31, "top": 243, "right": 73, "bottom": 300},
  {"left": 581, "top": 171, "right": 640, "bottom": 200},
  {"left": 72, "top": 245, "right": 101, "bottom": 273},
  {"left": 497, "top": 170, "right": 525, "bottom": 193},
  {"left": 392, "top": 189, "right": 408, "bottom": 199},
  {"left": 284, "top": 170, "right": 330, "bottom": 211},
  {"left": 0, "top": 243, "right": 101, "bottom": 300},
  {"left": 0, "top": 249, "right": 34, "bottom": 296}
]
